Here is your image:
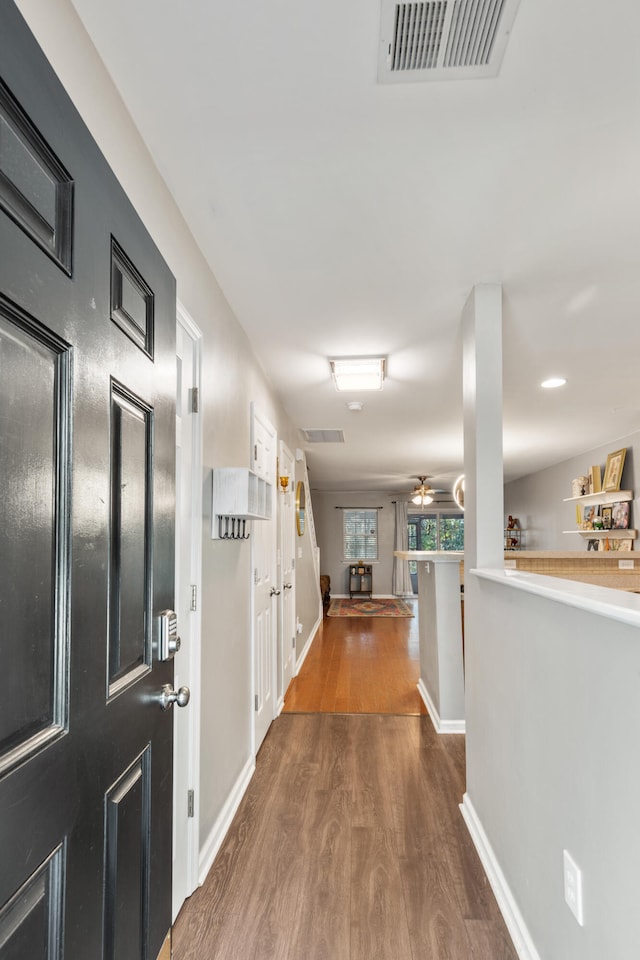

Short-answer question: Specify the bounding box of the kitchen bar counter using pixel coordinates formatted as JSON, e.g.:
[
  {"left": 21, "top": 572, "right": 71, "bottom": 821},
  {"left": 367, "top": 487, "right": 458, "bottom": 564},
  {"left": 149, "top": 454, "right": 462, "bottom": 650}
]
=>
[{"left": 500, "top": 550, "right": 640, "bottom": 591}]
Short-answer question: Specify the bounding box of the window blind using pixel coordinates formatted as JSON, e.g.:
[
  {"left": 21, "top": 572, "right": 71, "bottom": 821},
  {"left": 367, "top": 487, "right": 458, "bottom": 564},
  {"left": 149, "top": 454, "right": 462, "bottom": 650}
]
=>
[{"left": 343, "top": 509, "right": 378, "bottom": 560}]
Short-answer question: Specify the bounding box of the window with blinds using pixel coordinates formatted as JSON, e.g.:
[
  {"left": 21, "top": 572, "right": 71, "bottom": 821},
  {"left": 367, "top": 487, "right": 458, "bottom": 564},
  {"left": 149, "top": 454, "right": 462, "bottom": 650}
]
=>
[{"left": 343, "top": 509, "right": 378, "bottom": 560}]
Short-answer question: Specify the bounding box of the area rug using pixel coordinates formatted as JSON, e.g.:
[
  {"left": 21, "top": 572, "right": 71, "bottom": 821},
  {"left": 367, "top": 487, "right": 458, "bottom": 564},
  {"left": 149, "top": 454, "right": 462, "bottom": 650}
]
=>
[{"left": 327, "top": 598, "right": 414, "bottom": 618}]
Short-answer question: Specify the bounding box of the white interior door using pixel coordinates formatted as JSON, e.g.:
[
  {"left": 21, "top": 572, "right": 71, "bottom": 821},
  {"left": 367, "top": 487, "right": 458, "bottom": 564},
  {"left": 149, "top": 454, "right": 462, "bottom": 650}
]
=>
[
  {"left": 279, "top": 442, "right": 296, "bottom": 700},
  {"left": 173, "top": 307, "right": 202, "bottom": 920},
  {"left": 251, "top": 404, "right": 277, "bottom": 752}
]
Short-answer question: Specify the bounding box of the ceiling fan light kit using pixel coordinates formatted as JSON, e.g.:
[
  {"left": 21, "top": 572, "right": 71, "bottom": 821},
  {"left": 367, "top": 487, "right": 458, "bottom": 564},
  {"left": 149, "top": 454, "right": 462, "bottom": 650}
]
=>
[{"left": 411, "top": 476, "right": 435, "bottom": 506}]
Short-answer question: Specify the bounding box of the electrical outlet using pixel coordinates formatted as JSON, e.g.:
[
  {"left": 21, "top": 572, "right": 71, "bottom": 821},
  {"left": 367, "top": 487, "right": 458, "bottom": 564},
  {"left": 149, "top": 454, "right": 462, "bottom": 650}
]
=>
[
  {"left": 563, "top": 849, "right": 584, "bottom": 925},
  {"left": 619, "top": 559, "right": 634, "bottom": 570}
]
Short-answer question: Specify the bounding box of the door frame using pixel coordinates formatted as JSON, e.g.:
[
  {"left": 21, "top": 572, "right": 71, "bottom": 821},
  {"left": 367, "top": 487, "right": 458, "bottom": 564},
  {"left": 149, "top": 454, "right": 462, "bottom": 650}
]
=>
[
  {"left": 173, "top": 300, "right": 203, "bottom": 918},
  {"left": 250, "top": 402, "right": 278, "bottom": 756},
  {"left": 278, "top": 440, "right": 296, "bottom": 708}
]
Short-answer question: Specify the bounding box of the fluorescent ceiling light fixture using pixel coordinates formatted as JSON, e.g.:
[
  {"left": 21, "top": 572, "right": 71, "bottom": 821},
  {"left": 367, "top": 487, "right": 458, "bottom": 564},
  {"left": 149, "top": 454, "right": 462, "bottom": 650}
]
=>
[
  {"left": 541, "top": 377, "right": 567, "bottom": 389},
  {"left": 330, "top": 357, "right": 385, "bottom": 392}
]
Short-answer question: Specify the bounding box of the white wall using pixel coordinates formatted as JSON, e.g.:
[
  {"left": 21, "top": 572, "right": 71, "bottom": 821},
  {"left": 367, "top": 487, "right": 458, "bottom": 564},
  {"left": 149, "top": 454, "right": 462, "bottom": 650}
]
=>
[
  {"left": 504, "top": 430, "right": 639, "bottom": 550},
  {"left": 15, "top": 0, "right": 317, "bottom": 864},
  {"left": 464, "top": 572, "right": 640, "bottom": 958}
]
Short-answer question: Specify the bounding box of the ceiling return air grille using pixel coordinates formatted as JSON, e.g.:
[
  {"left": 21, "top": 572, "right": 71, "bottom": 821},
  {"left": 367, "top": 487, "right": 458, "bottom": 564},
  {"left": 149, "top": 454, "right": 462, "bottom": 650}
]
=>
[
  {"left": 302, "top": 429, "right": 345, "bottom": 443},
  {"left": 378, "top": 0, "right": 521, "bottom": 83}
]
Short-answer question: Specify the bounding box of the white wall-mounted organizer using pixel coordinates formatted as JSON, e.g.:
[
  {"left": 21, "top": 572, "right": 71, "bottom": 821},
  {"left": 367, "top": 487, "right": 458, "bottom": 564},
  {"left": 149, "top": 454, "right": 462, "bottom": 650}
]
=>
[{"left": 211, "top": 468, "right": 273, "bottom": 539}]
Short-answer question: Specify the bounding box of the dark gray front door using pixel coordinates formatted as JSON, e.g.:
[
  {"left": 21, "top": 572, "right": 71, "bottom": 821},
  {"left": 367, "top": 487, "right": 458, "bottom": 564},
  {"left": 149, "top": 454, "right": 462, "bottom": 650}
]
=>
[{"left": 0, "top": 4, "right": 176, "bottom": 958}]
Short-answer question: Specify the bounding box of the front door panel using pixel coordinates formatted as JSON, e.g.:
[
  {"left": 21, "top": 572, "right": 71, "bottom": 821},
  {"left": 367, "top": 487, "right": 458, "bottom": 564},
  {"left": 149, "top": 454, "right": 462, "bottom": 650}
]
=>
[
  {"left": 108, "top": 384, "right": 153, "bottom": 697},
  {"left": 0, "top": 5, "right": 176, "bottom": 958},
  {"left": 0, "top": 297, "right": 70, "bottom": 775}
]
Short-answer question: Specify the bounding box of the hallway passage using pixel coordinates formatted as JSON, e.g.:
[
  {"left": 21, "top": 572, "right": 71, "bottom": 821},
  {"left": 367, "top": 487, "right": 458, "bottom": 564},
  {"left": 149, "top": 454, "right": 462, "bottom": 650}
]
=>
[
  {"left": 283, "top": 600, "right": 427, "bottom": 715},
  {"left": 172, "top": 713, "right": 517, "bottom": 959}
]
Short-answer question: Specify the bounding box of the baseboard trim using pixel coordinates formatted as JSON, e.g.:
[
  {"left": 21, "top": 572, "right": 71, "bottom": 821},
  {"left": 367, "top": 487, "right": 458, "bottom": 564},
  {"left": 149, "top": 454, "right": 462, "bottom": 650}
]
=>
[
  {"left": 332, "top": 593, "right": 405, "bottom": 600},
  {"left": 417, "top": 679, "right": 465, "bottom": 734},
  {"left": 294, "top": 613, "right": 322, "bottom": 675},
  {"left": 198, "top": 756, "right": 255, "bottom": 885},
  {"left": 459, "top": 794, "right": 542, "bottom": 960}
]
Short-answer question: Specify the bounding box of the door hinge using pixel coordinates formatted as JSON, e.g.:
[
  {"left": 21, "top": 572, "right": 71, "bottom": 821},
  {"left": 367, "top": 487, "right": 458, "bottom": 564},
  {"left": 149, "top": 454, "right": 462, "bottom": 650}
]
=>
[
  {"left": 291, "top": 558, "right": 295, "bottom": 570},
  {"left": 190, "top": 584, "right": 197, "bottom": 612},
  {"left": 292, "top": 636, "right": 296, "bottom": 649},
  {"left": 254, "top": 443, "right": 258, "bottom": 462},
  {"left": 255, "top": 694, "right": 259, "bottom": 712},
  {"left": 187, "top": 789, "right": 195, "bottom": 818},
  {"left": 191, "top": 387, "right": 199, "bottom": 413}
]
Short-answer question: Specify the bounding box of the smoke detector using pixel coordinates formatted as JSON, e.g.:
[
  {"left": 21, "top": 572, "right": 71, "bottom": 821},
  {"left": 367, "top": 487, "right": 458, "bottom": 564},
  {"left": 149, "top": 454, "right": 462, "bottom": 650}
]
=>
[{"left": 378, "top": 0, "right": 521, "bottom": 84}]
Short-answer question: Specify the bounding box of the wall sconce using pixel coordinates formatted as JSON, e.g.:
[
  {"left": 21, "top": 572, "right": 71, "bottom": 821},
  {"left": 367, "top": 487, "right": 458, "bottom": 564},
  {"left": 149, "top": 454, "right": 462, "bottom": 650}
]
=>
[{"left": 279, "top": 473, "right": 290, "bottom": 494}]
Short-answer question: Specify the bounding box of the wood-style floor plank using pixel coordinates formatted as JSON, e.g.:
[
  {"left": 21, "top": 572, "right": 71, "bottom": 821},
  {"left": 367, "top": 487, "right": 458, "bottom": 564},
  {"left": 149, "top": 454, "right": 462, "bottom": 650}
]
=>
[
  {"left": 173, "top": 613, "right": 516, "bottom": 960},
  {"left": 350, "top": 826, "right": 413, "bottom": 960},
  {"left": 283, "top": 605, "right": 427, "bottom": 714},
  {"left": 401, "top": 853, "right": 477, "bottom": 959},
  {"left": 172, "top": 714, "right": 518, "bottom": 960}
]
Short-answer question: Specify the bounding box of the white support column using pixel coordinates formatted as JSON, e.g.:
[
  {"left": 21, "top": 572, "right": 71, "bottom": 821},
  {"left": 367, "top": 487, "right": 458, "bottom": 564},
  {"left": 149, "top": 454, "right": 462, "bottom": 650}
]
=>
[{"left": 462, "top": 284, "right": 504, "bottom": 571}]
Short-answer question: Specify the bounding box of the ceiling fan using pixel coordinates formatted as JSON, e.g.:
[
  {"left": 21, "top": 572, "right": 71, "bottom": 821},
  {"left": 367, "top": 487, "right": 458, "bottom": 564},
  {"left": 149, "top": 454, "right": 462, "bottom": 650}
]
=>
[{"left": 410, "top": 476, "right": 436, "bottom": 506}]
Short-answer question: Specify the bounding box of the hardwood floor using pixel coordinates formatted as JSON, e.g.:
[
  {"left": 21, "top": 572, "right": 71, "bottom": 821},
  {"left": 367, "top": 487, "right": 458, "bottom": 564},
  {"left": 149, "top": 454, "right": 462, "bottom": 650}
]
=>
[
  {"left": 172, "top": 715, "right": 517, "bottom": 960},
  {"left": 172, "top": 610, "right": 517, "bottom": 959},
  {"left": 283, "top": 601, "right": 427, "bottom": 714}
]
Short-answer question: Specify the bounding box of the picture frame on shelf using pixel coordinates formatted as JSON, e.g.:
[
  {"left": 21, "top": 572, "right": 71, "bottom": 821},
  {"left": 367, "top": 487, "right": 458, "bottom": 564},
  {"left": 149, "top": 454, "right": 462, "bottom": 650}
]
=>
[
  {"left": 612, "top": 501, "right": 630, "bottom": 529},
  {"left": 581, "top": 504, "right": 600, "bottom": 529},
  {"left": 616, "top": 539, "right": 633, "bottom": 552},
  {"left": 589, "top": 465, "right": 602, "bottom": 493},
  {"left": 601, "top": 506, "right": 613, "bottom": 530},
  {"left": 602, "top": 448, "right": 626, "bottom": 491}
]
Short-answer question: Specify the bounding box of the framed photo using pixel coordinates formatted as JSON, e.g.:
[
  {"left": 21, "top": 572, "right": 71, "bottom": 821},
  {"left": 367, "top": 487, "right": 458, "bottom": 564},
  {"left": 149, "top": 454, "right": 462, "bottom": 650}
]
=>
[
  {"left": 602, "top": 448, "right": 627, "bottom": 492},
  {"left": 617, "top": 539, "right": 633, "bottom": 552},
  {"left": 601, "top": 506, "right": 613, "bottom": 530},
  {"left": 612, "top": 501, "right": 630, "bottom": 529},
  {"left": 581, "top": 504, "right": 600, "bottom": 529},
  {"left": 589, "top": 465, "right": 602, "bottom": 494}
]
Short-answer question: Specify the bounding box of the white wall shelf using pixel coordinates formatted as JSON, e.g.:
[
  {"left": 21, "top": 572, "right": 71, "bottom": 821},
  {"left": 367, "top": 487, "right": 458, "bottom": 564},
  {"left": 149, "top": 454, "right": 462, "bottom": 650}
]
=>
[
  {"left": 562, "top": 529, "right": 636, "bottom": 539},
  {"left": 212, "top": 467, "right": 273, "bottom": 539},
  {"left": 562, "top": 490, "right": 633, "bottom": 505}
]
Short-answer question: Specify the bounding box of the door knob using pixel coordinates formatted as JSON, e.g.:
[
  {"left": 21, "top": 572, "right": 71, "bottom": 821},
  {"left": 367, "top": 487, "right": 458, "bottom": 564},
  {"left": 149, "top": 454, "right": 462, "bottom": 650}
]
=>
[
  {"left": 270, "top": 587, "right": 281, "bottom": 596},
  {"left": 159, "top": 684, "right": 191, "bottom": 710},
  {"left": 283, "top": 582, "right": 292, "bottom": 589}
]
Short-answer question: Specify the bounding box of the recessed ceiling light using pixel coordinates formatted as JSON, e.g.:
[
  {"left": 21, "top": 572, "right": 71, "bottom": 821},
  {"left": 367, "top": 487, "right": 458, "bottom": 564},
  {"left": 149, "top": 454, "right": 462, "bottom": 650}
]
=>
[
  {"left": 330, "top": 357, "right": 385, "bottom": 392},
  {"left": 541, "top": 377, "right": 567, "bottom": 389}
]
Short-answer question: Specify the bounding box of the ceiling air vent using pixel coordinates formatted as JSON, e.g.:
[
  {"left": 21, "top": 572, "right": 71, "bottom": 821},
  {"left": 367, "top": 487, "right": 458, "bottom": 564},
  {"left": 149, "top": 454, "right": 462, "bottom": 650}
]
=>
[
  {"left": 302, "top": 429, "right": 345, "bottom": 443},
  {"left": 378, "top": 0, "right": 521, "bottom": 84}
]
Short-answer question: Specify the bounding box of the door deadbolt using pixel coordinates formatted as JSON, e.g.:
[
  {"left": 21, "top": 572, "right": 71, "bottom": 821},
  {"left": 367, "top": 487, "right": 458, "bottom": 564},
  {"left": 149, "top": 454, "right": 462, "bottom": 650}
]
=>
[{"left": 156, "top": 610, "right": 181, "bottom": 661}]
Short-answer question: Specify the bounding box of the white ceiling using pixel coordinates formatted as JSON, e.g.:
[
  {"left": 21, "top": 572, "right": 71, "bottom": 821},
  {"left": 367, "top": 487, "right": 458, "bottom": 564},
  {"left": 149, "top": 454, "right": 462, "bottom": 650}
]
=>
[{"left": 70, "top": 0, "right": 640, "bottom": 495}]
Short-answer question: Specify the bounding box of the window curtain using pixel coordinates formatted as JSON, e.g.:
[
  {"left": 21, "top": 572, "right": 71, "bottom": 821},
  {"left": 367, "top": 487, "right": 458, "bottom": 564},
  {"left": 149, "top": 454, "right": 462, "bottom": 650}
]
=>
[{"left": 392, "top": 500, "right": 414, "bottom": 596}]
